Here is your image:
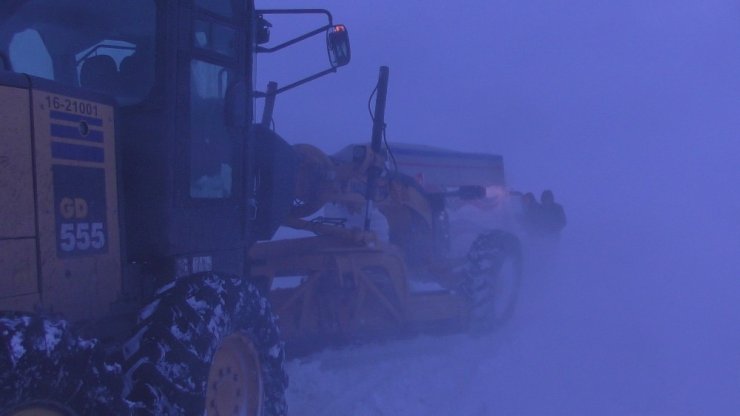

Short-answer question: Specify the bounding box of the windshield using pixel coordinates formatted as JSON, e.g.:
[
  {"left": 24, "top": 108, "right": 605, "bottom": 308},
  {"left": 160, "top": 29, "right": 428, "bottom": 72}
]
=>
[{"left": 0, "top": 0, "right": 155, "bottom": 105}]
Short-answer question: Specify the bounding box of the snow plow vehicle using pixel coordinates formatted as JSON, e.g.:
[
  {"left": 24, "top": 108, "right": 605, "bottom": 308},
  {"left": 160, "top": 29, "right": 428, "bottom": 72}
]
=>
[
  {"left": 0, "top": 1, "right": 351, "bottom": 414},
  {"left": 249, "top": 67, "right": 525, "bottom": 353}
]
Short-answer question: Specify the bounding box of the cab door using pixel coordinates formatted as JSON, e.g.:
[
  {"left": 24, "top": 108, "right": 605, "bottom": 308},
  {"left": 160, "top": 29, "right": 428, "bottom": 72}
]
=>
[
  {"left": 168, "top": 0, "right": 254, "bottom": 276},
  {"left": 0, "top": 74, "right": 39, "bottom": 311}
]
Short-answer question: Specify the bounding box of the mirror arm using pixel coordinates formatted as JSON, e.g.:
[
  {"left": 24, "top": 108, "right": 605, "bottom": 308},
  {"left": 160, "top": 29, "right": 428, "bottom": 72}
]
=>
[
  {"left": 254, "top": 9, "right": 333, "bottom": 54},
  {"left": 256, "top": 8, "right": 333, "bottom": 24},
  {"left": 254, "top": 67, "right": 336, "bottom": 98},
  {"left": 256, "top": 25, "right": 331, "bottom": 54}
]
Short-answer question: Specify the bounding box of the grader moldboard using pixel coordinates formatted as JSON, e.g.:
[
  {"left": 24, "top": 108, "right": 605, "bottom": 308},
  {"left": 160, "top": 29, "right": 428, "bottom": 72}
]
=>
[
  {"left": 249, "top": 67, "right": 524, "bottom": 355},
  {"left": 0, "top": 1, "right": 352, "bottom": 414}
]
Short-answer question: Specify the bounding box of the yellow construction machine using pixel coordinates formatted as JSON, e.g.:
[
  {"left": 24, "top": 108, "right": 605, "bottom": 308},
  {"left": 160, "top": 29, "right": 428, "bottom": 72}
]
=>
[
  {"left": 249, "top": 67, "right": 524, "bottom": 354},
  {"left": 0, "top": 1, "right": 351, "bottom": 414}
]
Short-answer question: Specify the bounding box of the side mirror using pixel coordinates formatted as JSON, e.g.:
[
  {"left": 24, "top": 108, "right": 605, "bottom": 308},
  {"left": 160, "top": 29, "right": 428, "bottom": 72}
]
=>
[
  {"left": 254, "top": 9, "right": 351, "bottom": 95},
  {"left": 327, "top": 25, "right": 350, "bottom": 68}
]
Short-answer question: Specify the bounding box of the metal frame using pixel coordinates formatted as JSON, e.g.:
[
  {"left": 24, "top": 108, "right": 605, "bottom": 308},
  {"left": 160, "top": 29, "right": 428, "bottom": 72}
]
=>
[
  {"left": 254, "top": 9, "right": 333, "bottom": 54},
  {"left": 253, "top": 8, "right": 342, "bottom": 96}
]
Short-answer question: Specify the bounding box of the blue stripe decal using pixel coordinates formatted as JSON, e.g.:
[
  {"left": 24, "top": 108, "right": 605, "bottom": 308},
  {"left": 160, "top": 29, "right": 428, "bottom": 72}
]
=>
[
  {"left": 50, "top": 124, "right": 104, "bottom": 143},
  {"left": 49, "top": 111, "right": 103, "bottom": 127},
  {"left": 51, "top": 142, "right": 104, "bottom": 163}
]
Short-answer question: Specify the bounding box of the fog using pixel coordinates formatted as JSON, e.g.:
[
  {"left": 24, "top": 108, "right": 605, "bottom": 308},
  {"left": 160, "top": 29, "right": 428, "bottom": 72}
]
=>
[{"left": 257, "top": 1, "right": 740, "bottom": 414}]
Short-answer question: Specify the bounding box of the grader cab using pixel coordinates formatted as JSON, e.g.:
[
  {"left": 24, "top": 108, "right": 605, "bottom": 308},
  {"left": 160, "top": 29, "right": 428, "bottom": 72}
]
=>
[{"left": 0, "top": 1, "right": 350, "bottom": 414}]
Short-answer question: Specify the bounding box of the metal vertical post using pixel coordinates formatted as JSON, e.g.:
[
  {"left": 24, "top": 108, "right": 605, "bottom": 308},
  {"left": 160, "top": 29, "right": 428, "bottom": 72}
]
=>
[
  {"left": 364, "top": 66, "right": 389, "bottom": 231},
  {"left": 261, "top": 81, "right": 278, "bottom": 127}
]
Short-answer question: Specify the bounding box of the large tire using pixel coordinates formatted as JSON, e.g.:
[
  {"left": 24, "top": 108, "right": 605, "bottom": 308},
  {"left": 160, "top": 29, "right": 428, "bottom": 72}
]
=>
[
  {"left": 465, "top": 230, "right": 523, "bottom": 328},
  {"left": 0, "top": 312, "right": 123, "bottom": 415},
  {"left": 122, "top": 273, "right": 288, "bottom": 416}
]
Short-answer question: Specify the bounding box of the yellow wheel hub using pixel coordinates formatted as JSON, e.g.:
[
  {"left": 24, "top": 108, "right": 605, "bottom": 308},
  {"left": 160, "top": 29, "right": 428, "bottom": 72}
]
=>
[
  {"left": 6, "top": 403, "right": 75, "bottom": 416},
  {"left": 205, "top": 331, "right": 263, "bottom": 416}
]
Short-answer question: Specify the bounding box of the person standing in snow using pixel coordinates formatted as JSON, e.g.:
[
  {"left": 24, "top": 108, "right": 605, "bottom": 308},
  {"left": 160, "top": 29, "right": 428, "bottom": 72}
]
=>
[{"left": 538, "top": 189, "right": 566, "bottom": 237}]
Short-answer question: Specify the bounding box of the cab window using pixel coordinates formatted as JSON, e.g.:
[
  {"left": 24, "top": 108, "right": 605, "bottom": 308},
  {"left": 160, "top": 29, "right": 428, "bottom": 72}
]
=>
[
  {"left": 188, "top": 1, "right": 245, "bottom": 200},
  {"left": 195, "top": 0, "right": 234, "bottom": 17},
  {"left": 0, "top": 0, "right": 156, "bottom": 105},
  {"left": 189, "top": 60, "right": 235, "bottom": 199},
  {"left": 194, "top": 19, "right": 237, "bottom": 58},
  {"left": 8, "top": 29, "right": 53, "bottom": 80}
]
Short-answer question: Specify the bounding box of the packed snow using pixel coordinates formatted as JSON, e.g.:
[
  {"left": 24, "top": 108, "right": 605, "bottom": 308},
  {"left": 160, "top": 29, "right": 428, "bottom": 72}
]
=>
[
  {"left": 285, "top": 222, "right": 740, "bottom": 415},
  {"left": 39, "top": 320, "right": 63, "bottom": 353},
  {"left": 8, "top": 331, "right": 25, "bottom": 365}
]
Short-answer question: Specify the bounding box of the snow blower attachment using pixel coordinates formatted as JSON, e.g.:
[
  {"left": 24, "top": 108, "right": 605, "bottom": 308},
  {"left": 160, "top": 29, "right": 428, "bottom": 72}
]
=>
[
  {"left": 0, "top": 1, "right": 351, "bottom": 414},
  {"left": 249, "top": 67, "right": 524, "bottom": 354}
]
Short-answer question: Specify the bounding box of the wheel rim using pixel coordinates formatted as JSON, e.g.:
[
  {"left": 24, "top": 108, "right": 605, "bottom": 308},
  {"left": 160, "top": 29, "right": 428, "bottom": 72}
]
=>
[
  {"left": 205, "top": 332, "right": 263, "bottom": 416},
  {"left": 4, "top": 402, "right": 77, "bottom": 416},
  {"left": 492, "top": 257, "right": 520, "bottom": 322}
]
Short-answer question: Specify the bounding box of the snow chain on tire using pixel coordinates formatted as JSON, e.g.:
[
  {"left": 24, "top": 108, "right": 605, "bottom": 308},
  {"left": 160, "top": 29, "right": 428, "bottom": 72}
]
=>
[
  {"left": 0, "top": 312, "right": 124, "bottom": 415},
  {"left": 465, "top": 229, "right": 523, "bottom": 327},
  {"left": 122, "top": 272, "right": 288, "bottom": 415}
]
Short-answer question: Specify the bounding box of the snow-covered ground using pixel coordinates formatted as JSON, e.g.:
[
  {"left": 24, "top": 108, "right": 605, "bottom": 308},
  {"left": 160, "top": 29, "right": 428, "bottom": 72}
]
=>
[
  {"left": 285, "top": 222, "right": 740, "bottom": 415},
  {"left": 263, "top": 1, "right": 740, "bottom": 414}
]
